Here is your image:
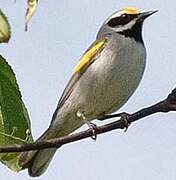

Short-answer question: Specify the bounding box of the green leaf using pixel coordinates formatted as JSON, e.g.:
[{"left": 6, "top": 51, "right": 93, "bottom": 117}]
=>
[
  {"left": 0, "top": 9, "right": 11, "bottom": 43},
  {"left": 0, "top": 55, "right": 33, "bottom": 171}
]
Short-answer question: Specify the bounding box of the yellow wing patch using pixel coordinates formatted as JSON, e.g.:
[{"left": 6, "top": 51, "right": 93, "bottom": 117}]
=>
[
  {"left": 120, "top": 7, "right": 140, "bottom": 15},
  {"left": 74, "top": 39, "right": 107, "bottom": 73}
]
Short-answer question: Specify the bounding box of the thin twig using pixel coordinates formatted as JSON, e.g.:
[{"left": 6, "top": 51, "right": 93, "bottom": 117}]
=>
[{"left": 0, "top": 88, "right": 175, "bottom": 153}]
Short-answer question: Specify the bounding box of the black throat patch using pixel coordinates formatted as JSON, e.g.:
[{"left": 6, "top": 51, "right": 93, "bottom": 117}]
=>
[{"left": 118, "top": 22, "right": 144, "bottom": 44}]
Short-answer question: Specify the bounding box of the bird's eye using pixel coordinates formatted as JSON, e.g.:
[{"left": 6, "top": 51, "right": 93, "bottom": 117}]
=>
[
  {"left": 121, "top": 14, "right": 132, "bottom": 20},
  {"left": 107, "top": 14, "right": 137, "bottom": 28},
  {"left": 121, "top": 14, "right": 127, "bottom": 18}
]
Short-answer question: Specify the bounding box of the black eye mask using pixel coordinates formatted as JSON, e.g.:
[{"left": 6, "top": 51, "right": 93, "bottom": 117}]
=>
[{"left": 107, "top": 14, "right": 138, "bottom": 27}]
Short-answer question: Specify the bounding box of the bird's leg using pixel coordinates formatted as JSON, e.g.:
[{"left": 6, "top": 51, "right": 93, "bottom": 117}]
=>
[
  {"left": 77, "top": 111, "right": 98, "bottom": 140},
  {"left": 98, "top": 112, "right": 127, "bottom": 120},
  {"left": 98, "top": 112, "right": 131, "bottom": 132}
]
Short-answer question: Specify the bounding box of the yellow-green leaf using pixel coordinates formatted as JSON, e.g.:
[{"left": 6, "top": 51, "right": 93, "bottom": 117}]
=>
[
  {"left": 0, "top": 55, "right": 33, "bottom": 171},
  {"left": 0, "top": 9, "right": 11, "bottom": 43},
  {"left": 25, "top": 0, "right": 38, "bottom": 31}
]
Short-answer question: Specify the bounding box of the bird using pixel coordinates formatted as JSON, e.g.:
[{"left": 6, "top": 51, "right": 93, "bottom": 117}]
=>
[{"left": 18, "top": 7, "right": 157, "bottom": 177}]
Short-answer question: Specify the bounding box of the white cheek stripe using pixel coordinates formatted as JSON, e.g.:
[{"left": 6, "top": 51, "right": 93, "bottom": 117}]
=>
[{"left": 114, "top": 19, "right": 137, "bottom": 32}]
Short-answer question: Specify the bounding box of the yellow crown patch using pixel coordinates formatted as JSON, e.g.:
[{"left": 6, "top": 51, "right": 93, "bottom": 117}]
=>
[{"left": 120, "top": 7, "right": 140, "bottom": 14}]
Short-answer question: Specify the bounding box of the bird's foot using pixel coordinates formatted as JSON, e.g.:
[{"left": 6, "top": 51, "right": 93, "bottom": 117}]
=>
[
  {"left": 77, "top": 110, "right": 98, "bottom": 140},
  {"left": 98, "top": 112, "right": 130, "bottom": 132},
  {"left": 86, "top": 122, "right": 98, "bottom": 140},
  {"left": 120, "top": 112, "right": 131, "bottom": 132}
]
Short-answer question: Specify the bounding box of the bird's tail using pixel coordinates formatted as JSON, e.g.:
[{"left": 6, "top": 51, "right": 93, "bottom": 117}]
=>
[{"left": 18, "top": 127, "right": 61, "bottom": 177}]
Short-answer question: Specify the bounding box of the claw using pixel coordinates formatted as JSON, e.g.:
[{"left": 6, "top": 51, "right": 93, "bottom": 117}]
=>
[
  {"left": 120, "top": 113, "right": 130, "bottom": 132},
  {"left": 77, "top": 110, "right": 98, "bottom": 140},
  {"left": 89, "top": 122, "right": 98, "bottom": 140}
]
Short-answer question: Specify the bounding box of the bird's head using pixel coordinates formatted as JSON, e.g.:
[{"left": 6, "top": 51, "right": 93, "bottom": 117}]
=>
[{"left": 97, "top": 7, "right": 157, "bottom": 40}]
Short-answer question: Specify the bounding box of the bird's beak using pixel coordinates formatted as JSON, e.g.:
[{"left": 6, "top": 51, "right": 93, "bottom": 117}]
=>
[{"left": 139, "top": 10, "right": 158, "bottom": 21}]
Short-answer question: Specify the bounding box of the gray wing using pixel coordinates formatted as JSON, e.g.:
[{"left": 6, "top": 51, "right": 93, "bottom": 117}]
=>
[
  {"left": 51, "top": 72, "right": 81, "bottom": 122},
  {"left": 51, "top": 38, "right": 107, "bottom": 122},
  {"left": 57, "top": 73, "right": 81, "bottom": 109}
]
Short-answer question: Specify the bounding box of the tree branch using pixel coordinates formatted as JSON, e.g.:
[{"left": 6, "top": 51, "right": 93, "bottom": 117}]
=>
[{"left": 0, "top": 88, "right": 176, "bottom": 153}]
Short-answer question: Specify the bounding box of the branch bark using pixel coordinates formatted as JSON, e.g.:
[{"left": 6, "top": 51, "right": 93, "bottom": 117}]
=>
[{"left": 0, "top": 88, "right": 176, "bottom": 153}]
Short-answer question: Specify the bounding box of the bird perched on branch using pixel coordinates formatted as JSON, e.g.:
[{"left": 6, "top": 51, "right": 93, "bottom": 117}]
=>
[{"left": 19, "top": 7, "right": 157, "bottom": 177}]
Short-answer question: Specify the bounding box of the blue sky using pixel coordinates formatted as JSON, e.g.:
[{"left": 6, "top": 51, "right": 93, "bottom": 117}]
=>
[{"left": 0, "top": 0, "right": 176, "bottom": 179}]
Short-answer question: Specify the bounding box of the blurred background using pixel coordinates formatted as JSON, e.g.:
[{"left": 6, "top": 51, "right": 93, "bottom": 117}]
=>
[{"left": 0, "top": 0, "right": 176, "bottom": 179}]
